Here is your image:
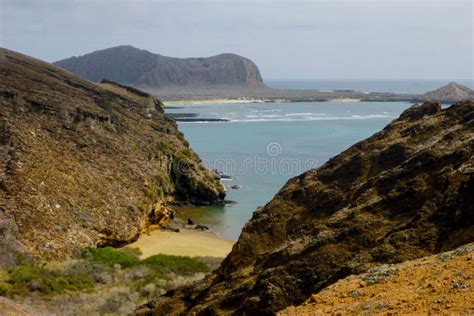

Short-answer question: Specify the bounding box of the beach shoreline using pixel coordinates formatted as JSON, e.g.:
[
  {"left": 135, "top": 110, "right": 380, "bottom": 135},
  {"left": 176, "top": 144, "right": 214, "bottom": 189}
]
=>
[
  {"left": 126, "top": 228, "right": 235, "bottom": 259},
  {"left": 163, "top": 98, "right": 272, "bottom": 106},
  {"left": 163, "top": 97, "right": 368, "bottom": 106}
]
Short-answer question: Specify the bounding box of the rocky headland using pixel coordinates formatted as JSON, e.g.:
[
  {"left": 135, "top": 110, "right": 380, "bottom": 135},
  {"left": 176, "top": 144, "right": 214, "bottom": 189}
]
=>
[
  {"left": 419, "top": 81, "right": 474, "bottom": 103},
  {"left": 54, "top": 45, "right": 266, "bottom": 92},
  {"left": 140, "top": 100, "right": 474, "bottom": 314},
  {"left": 0, "top": 48, "right": 225, "bottom": 264}
]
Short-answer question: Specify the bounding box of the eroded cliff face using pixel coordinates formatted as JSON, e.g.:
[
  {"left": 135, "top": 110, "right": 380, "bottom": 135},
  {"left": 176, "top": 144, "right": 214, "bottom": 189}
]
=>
[
  {"left": 0, "top": 49, "right": 225, "bottom": 263},
  {"left": 141, "top": 101, "right": 474, "bottom": 315}
]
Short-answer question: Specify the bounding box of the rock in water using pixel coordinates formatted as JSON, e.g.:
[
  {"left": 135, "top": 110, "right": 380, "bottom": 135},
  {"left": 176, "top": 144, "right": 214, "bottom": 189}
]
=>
[
  {"left": 0, "top": 48, "right": 225, "bottom": 262},
  {"left": 140, "top": 101, "right": 474, "bottom": 315}
]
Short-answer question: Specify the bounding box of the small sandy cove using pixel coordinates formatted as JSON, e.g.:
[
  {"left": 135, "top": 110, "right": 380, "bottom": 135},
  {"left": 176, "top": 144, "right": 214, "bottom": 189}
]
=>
[{"left": 127, "top": 229, "right": 235, "bottom": 259}]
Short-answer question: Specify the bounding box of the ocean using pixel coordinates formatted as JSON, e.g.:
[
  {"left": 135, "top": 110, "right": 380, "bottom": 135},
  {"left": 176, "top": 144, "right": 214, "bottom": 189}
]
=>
[{"left": 167, "top": 100, "right": 414, "bottom": 240}]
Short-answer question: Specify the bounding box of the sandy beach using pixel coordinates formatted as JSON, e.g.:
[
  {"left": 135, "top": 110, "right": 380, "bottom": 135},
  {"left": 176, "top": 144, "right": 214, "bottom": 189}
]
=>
[
  {"left": 127, "top": 229, "right": 235, "bottom": 259},
  {"left": 163, "top": 98, "right": 269, "bottom": 106}
]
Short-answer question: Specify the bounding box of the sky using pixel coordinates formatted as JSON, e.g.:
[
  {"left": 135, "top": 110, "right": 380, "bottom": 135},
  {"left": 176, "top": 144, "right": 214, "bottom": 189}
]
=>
[{"left": 1, "top": 0, "right": 473, "bottom": 80}]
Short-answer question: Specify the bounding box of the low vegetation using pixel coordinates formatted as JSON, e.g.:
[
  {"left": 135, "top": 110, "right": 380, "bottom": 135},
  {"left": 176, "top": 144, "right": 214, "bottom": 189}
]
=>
[
  {"left": 141, "top": 254, "right": 210, "bottom": 275},
  {"left": 0, "top": 263, "right": 94, "bottom": 297},
  {"left": 0, "top": 247, "right": 210, "bottom": 300}
]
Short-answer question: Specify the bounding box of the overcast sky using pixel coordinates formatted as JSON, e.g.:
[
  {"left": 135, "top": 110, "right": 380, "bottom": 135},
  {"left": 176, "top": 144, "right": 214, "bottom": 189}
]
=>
[{"left": 1, "top": 0, "right": 472, "bottom": 80}]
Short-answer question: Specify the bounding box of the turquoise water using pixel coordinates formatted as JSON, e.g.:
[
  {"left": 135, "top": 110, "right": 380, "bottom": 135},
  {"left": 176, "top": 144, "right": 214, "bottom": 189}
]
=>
[{"left": 167, "top": 101, "right": 412, "bottom": 240}]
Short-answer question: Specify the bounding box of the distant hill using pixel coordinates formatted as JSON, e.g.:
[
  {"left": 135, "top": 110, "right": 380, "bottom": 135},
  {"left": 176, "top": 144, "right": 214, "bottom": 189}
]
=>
[
  {"left": 54, "top": 45, "right": 266, "bottom": 92},
  {"left": 421, "top": 82, "right": 474, "bottom": 103}
]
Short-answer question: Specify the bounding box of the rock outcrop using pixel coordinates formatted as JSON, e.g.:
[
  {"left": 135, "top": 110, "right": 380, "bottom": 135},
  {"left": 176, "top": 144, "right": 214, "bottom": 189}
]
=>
[
  {"left": 0, "top": 48, "right": 225, "bottom": 263},
  {"left": 421, "top": 82, "right": 474, "bottom": 103},
  {"left": 54, "top": 45, "right": 266, "bottom": 92},
  {"left": 140, "top": 101, "right": 474, "bottom": 315},
  {"left": 280, "top": 242, "right": 474, "bottom": 315}
]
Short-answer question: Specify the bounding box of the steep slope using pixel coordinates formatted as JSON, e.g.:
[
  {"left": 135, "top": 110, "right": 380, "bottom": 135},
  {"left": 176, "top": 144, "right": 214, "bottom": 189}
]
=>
[
  {"left": 140, "top": 101, "right": 474, "bottom": 315},
  {"left": 280, "top": 243, "right": 474, "bottom": 315},
  {"left": 0, "top": 48, "right": 225, "bottom": 264},
  {"left": 421, "top": 82, "right": 474, "bottom": 103},
  {"left": 54, "top": 45, "right": 266, "bottom": 91}
]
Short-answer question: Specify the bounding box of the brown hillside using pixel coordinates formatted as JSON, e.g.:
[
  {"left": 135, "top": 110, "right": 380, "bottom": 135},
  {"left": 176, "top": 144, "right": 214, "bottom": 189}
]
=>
[
  {"left": 280, "top": 242, "right": 474, "bottom": 315},
  {"left": 0, "top": 48, "right": 225, "bottom": 263}
]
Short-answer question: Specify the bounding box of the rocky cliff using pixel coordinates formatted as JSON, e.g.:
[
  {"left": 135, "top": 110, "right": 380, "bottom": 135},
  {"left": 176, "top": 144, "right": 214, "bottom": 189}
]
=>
[
  {"left": 0, "top": 48, "right": 225, "bottom": 264},
  {"left": 140, "top": 101, "right": 474, "bottom": 315},
  {"left": 54, "top": 45, "right": 266, "bottom": 91},
  {"left": 421, "top": 82, "right": 474, "bottom": 103}
]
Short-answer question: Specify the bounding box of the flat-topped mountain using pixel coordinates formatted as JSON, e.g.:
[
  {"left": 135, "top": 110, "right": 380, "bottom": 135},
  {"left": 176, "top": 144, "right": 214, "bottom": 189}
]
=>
[
  {"left": 141, "top": 101, "right": 474, "bottom": 314},
  {"left": 0, "top": 49, "right": 225, "bottom": 264},
  {"left": 421, "top": 82, "right": 474, "bottom": 103},
  {"left": 54, "top": 45, "right": 266, "bottom": 92}
]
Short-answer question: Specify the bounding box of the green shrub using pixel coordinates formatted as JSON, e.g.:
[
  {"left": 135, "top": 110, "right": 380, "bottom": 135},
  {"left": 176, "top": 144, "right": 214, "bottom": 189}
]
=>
[
  {"left": 141, "top": 254, "right": 210, "bottom": 275},
  {"left": 0, "top": 247, "right": 212, "bottom": 298},
  {"left": 145, "top": 185, "right": 164, "bottom": 201},
  {"left": 181, "top": 149, "right": 194, "bottom": 159},
  {"left": 155, "top": 173, "right": 173, "bottom": 195},
  {"left": 83, "top": 248, "right": 208, "bottom": 275},
  {"left": 120, "top": 247, "right": 143, "bottom": 258},
  {"left": 99, "top": 94, "right": 114, "bottom": 112},
  {"left": 157, "top": 141, "right": 172, "bottom": 153},
  {"left": 3, "top": 263, "right": 94, "bottom": 297},
  {"left": 84, "top": 247, "right": 140, "bottom": 268},
  {"left": 176, "top": 131, "right": 185, "bottom": 141},
  {"left": 0, "top": 281, "right": 10, "bottom": 296}
]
